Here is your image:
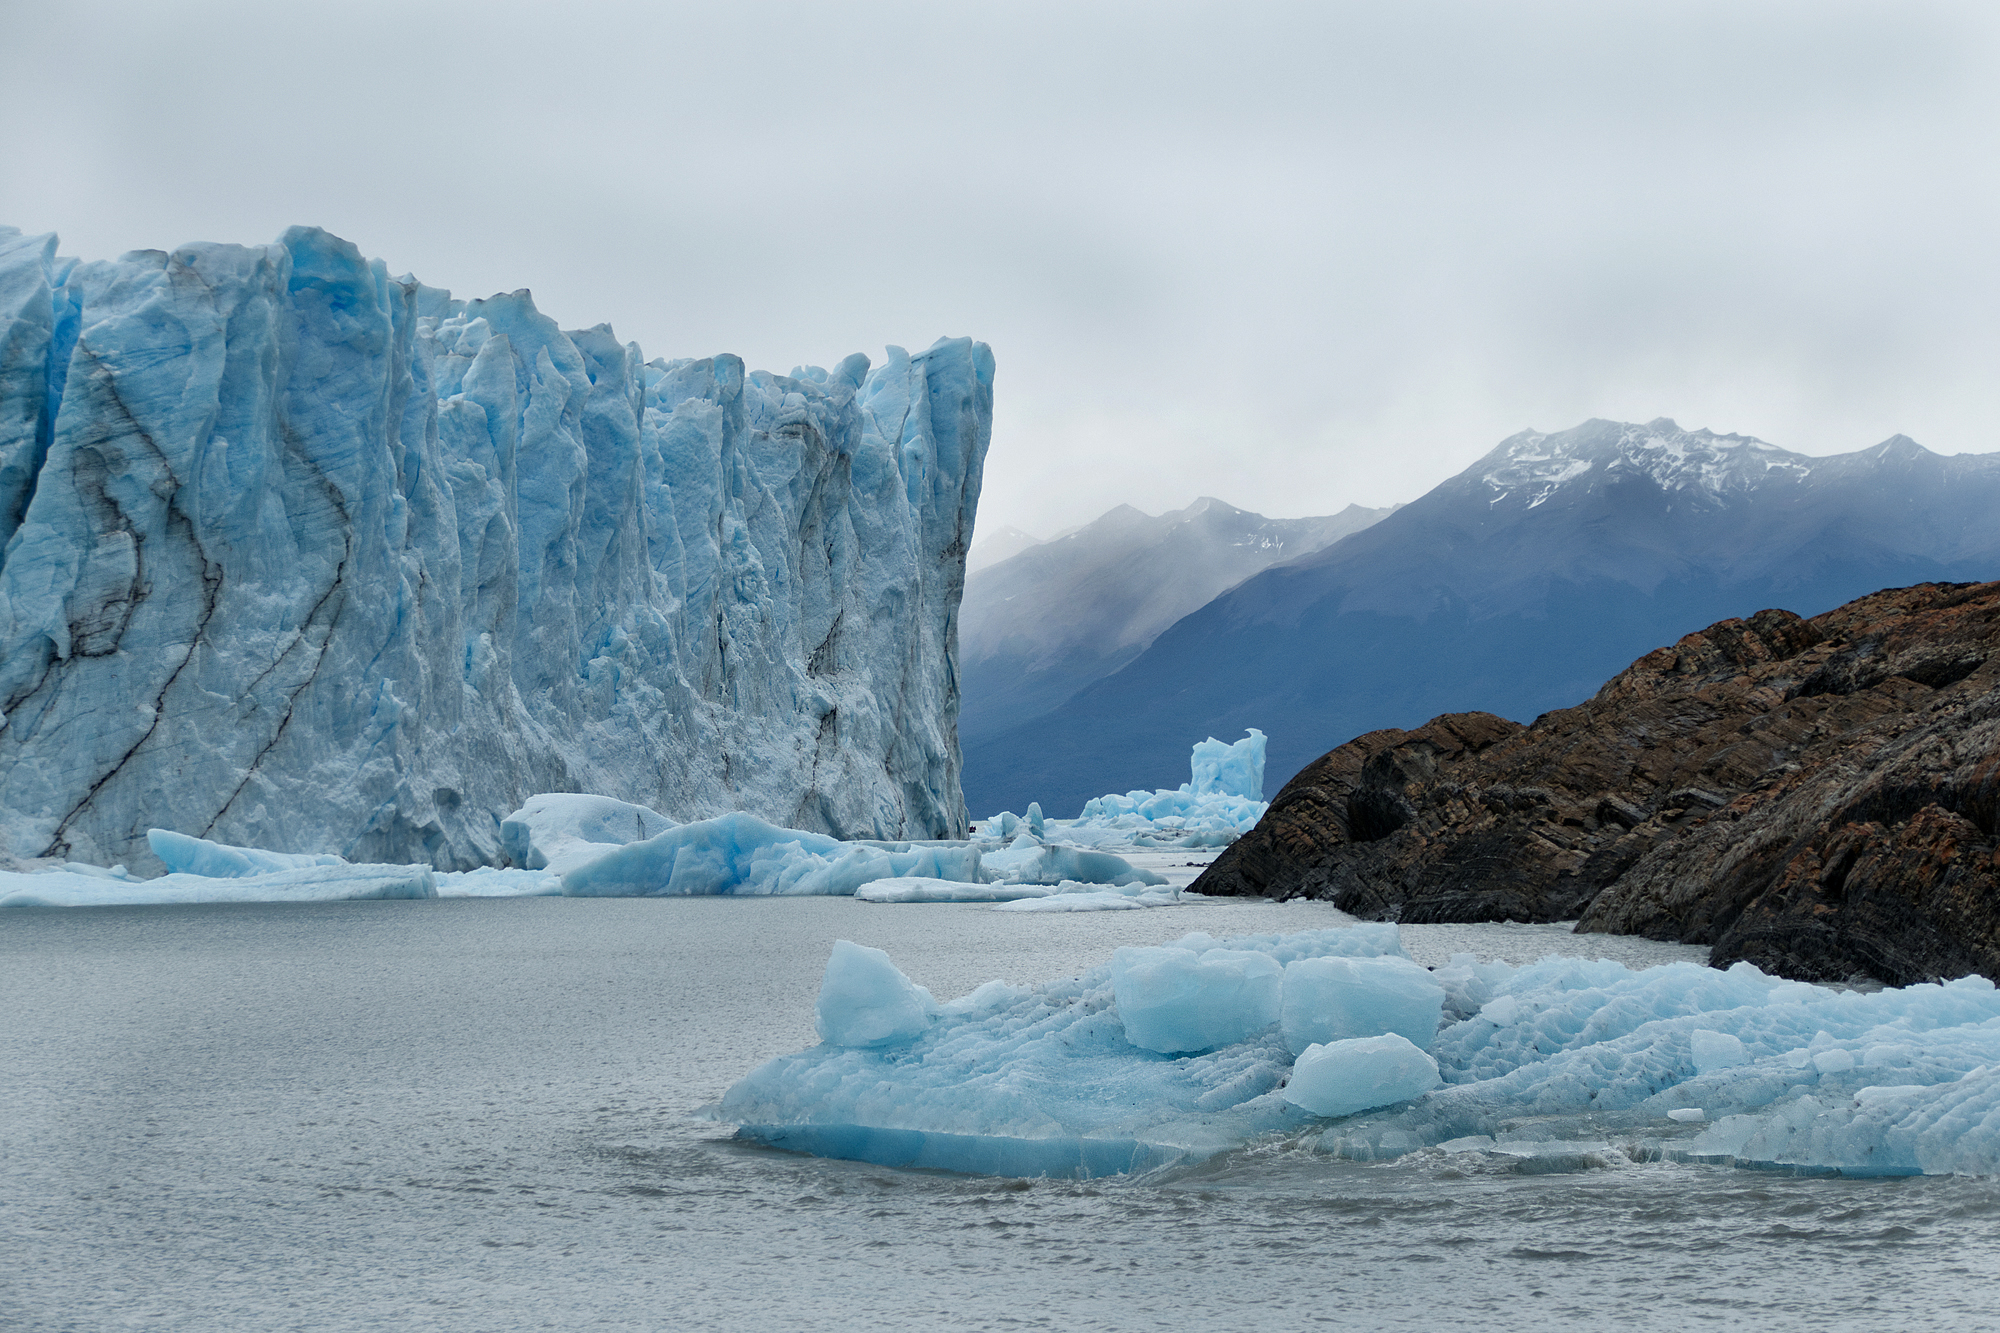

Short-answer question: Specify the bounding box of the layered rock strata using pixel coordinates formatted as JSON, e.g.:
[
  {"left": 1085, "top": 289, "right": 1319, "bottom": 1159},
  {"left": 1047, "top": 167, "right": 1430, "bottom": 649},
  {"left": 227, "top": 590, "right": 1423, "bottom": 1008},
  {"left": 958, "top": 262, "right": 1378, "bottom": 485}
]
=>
[
  {"left": 1194, "top": 582, "right": 2000, "bottom": 984},
  {"left": 0, "top": 225, "right": 992, "bottom": 870}
]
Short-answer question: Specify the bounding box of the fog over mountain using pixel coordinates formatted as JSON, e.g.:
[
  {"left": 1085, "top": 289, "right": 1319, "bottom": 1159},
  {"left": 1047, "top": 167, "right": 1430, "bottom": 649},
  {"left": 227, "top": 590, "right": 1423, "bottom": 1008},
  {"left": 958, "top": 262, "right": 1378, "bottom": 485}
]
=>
[
  {"left": 966, "top": 419, "right": 2000, "bottom": 816},
  {"left": 957, "top": 498, "right": 1389, "bottom": 812}
]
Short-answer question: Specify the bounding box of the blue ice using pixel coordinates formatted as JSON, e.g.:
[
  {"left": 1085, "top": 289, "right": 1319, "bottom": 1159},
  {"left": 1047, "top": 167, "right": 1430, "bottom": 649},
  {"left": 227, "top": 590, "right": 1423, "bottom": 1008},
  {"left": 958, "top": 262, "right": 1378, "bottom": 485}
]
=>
[
  {"left": 987, "top": 730, "right": 1270, "bottom": 850},
  {"left": 724, "top": 926, "right": 2000, "bottom": 1180}
]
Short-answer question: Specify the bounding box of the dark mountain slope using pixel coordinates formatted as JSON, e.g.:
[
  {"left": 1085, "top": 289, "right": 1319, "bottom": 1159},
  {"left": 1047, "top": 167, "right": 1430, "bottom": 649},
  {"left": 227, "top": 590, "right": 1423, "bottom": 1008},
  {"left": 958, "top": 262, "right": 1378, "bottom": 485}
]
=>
[{"left": 966, "top": 420, "right": 2000, "bottom": 815}]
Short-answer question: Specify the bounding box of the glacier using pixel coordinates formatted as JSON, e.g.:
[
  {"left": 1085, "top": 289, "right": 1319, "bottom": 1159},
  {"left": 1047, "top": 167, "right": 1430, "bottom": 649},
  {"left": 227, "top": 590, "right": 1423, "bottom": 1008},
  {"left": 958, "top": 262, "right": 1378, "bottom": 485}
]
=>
[
  {"left": 0, "top": 224, "right": 990, "bottom": 873},
  {"left": 986, "top": 729, "right": 1269, "bottom": 849},
  {"left": 721, "top": 926, "right": 2000, "bottom": 1180}
]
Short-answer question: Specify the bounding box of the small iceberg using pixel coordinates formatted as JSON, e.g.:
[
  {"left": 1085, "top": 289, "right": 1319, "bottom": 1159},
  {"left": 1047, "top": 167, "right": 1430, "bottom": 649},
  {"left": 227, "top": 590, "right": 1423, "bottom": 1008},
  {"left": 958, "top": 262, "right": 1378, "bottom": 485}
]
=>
[
  {"left": 722, "top": 926, "right": 2000, "bottom": 1180},
  {"left": 986, "top": 729, "right": 1269, "bottom": 850}
]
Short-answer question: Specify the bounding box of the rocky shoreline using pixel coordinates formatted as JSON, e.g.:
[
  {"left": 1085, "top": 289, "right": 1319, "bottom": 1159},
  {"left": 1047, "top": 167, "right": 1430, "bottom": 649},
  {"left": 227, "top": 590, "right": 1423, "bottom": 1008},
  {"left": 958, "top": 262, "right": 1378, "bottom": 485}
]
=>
[{"left": 1193, "top": 581, "right": 2000, "bottom": 985}]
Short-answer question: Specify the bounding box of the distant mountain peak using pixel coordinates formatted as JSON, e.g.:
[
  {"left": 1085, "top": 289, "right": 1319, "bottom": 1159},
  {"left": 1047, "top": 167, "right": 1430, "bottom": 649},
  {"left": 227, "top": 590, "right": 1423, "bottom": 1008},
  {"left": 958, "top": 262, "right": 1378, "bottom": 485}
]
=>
[
  {"left": 1867, "top": 434, "right": 1933, "bottom": 460},
  {"left": 1479, "top": 418, "right": 1811, "bottom": 509}
]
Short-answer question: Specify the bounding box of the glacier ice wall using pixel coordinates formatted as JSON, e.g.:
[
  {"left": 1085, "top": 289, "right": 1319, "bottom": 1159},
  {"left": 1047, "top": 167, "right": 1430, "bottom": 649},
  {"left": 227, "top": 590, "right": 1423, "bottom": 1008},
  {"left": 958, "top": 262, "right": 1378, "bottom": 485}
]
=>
[{"left": 0, "top": 225, "right": 992, "bottom": 870}]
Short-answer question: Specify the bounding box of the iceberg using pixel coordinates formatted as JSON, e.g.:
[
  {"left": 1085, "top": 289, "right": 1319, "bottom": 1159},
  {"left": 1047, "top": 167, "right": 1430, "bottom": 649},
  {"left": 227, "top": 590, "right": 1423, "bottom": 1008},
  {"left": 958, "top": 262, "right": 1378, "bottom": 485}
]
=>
[
  {"left": 499, "top": 793, "right": 678, "bottom": 876},
  {"left": 723, "top": 926, "right": 2000, "bottom": 1180},
  {"left": 0, "top": 224, "right": 991, "bottom": 874},
  {"left": 987, "top": 730, "right": 1269, "bottom": 850},
  {"left": 559, "top": 811, "right": 987, "bottom": 897},
  {"left": 815, "top": 940, "right": 941, "bottom": 1048},
  {"left": 146, "top": 829, "right": 346, "bottom": 878},
  {"left": 558, "top": 809, "right": 1158, "bottom": 898},
  {"left": 722, "top": 925, "right": 1407, "bottom": 1173}
]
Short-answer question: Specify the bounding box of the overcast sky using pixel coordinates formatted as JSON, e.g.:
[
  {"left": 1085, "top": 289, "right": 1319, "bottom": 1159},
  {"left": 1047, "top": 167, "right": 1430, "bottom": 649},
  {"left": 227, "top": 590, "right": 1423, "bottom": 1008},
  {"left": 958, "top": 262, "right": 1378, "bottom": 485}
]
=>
[{"left": 3, "top": 0, "right": 1995, "bottom": 539}]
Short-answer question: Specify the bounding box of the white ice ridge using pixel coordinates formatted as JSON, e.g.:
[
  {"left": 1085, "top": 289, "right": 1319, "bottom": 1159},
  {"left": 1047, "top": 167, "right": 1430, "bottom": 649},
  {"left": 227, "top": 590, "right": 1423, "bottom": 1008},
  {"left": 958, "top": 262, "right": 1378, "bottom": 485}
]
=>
[
  {"left": 721, "top": 927, "right": 2000, "bottom": 1180},
  {"left": 987, "top": 729, "right": 1269, "bottom": 850},
  {"left": 0, "top": 224, "right": 992, "bottom": 873}
]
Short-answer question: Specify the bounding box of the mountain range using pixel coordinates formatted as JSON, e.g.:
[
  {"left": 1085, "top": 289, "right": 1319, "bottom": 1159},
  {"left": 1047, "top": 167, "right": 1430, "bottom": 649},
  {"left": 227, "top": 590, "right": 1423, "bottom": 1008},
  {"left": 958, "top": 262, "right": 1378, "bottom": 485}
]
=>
[
  {"left": 963, "top": 419, "right": 2000, "bottom": 816},
  {"left": 957, "top": 497, "right": 1390, "bottom": 783}
]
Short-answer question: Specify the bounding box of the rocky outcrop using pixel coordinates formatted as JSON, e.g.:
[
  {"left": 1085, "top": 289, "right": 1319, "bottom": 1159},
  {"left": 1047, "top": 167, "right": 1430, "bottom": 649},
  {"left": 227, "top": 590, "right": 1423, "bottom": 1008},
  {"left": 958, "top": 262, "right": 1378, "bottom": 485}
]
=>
[{"left": 1193, "top": 581, "right": 2000, "bottom": 983}]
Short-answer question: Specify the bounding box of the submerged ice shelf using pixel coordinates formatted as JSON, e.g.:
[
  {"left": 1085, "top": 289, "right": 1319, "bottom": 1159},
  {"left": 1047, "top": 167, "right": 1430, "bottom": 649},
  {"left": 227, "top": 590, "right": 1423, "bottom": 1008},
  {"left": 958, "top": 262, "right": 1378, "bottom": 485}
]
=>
[{"left": 721, "top": 925, "right": 2000, "bottom": 1181}]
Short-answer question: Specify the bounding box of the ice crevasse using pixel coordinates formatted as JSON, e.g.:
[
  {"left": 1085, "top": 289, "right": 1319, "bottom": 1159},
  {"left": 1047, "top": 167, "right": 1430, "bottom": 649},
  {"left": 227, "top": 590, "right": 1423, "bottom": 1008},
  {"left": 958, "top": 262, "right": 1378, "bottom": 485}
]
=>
[
  {"left": 0, "top": 224, "right": 991, "bottom": 873},
  {"left": 721, "top": 925, "right": 2000, "bottom": 1180}
]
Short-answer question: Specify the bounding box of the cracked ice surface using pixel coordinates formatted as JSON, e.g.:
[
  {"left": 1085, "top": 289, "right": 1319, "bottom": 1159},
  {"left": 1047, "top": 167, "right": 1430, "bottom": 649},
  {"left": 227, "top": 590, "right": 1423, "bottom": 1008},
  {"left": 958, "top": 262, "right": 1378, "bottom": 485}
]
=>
[
  {"left": 722, "top": 925, "right": 2000, "bottom": 1180},
  {"left": 0, "top": 224, "right": 991, "bottom": 872}
]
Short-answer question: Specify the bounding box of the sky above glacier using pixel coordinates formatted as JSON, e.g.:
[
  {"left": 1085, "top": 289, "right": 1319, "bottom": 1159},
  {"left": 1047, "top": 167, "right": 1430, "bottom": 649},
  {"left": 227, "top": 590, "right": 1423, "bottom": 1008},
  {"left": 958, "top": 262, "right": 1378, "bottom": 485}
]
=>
[{"left": 3, "top": 0, "right": 1996, "bottom": 540}]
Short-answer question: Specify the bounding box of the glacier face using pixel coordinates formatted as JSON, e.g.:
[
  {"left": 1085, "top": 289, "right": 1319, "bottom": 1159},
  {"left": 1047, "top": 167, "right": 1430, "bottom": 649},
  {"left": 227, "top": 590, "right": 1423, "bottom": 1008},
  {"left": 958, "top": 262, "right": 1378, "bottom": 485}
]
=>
[{"left": 0, "top": 225, "right": 992, "bottom": 870}]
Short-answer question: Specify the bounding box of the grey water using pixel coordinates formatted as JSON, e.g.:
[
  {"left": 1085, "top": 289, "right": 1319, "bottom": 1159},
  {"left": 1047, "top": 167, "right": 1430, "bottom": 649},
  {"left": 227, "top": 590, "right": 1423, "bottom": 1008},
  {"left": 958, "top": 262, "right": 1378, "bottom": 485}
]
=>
[{"left": 5, "top": 897, "right": 1998, "bottom": 1332}]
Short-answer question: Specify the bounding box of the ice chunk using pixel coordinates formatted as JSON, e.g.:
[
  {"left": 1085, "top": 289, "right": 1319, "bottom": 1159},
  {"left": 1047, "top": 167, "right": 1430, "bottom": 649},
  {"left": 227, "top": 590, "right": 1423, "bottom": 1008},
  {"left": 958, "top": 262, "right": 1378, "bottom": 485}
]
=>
[
  {"left": 0, "top": 863, "right": 436, "bottom": 907},
  {"left": 1691, "top": 1028, "right": 1749, "bottom": 1074},
  {"left": 1188, "top": 729, "right": 1266, "bottom": 799},
  {"left": 147, "top": 829, "right": 347, "bottom": 878},
  {"left": 815, "top": 940, "right": 940, "bottom": 1048},
  {"left": 1283, "top": 1035, "right": 1441, "bottom": 1118},
  {"left": 498, "top": 794, "right": 677, "bottom": 875},
  {"left": 991, "top": 729, "right": 1271, "bottom": 851},
  {"left": 1281, "top": 954, "right": 1446, "bottom": 1055},
  {"left": 433, "top": 868, "right": 563, "bottom": 897},
  {"left": 1112, "top": 945, "right": 1283, "bottom": 1054}
]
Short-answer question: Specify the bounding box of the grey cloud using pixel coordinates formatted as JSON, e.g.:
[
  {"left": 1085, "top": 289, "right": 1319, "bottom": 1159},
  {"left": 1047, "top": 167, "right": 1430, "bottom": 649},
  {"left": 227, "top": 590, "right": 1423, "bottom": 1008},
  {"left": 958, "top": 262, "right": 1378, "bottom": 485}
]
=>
[{"left": 1, "top": 0, "right": 1993, "bottom": 537}]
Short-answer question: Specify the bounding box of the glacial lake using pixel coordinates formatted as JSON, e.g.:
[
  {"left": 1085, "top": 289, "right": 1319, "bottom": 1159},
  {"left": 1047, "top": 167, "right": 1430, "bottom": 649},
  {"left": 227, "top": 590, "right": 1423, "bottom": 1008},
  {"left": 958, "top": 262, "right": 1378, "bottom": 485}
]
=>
[{"left": 5, "top": 894, "right": 1999, "bottom": 1331}]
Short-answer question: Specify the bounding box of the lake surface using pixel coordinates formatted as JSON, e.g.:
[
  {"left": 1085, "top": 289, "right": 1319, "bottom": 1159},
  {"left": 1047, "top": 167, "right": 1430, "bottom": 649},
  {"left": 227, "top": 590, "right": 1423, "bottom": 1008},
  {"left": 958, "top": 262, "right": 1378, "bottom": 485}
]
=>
[{"left": 5, "top": 895, "right": 1998, "bottom": 1331}]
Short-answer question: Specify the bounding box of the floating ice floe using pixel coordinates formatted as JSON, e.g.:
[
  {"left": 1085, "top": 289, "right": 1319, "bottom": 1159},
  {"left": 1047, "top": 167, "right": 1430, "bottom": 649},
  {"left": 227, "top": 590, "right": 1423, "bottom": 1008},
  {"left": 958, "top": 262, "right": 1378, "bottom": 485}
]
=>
[
  {"left": 0, "top": 861, "right": 437, "bottom": 908},
  {"left": 4, "top": 803, "right": 1172, "bottom": 908},
  {"left": 984, "top": 729, "right": 1269, "bottom": 850},
  {"left": 721, "top": 925, "right": 2000, "bottom": 1180},
  {"left": 561, "top": 809, "right": 1162, "bottom": 898}
]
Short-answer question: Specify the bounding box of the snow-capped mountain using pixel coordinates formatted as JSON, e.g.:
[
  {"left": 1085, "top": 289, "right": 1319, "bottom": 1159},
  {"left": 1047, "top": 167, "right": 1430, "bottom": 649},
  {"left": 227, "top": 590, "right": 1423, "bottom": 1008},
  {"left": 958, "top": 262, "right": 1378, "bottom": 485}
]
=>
[
  {"left": 963, "top": 418, "right": 2000, "bottom": 816},
  {"left": 0, "top": 225, "right": 990, "bottom": 870},
  {"left": 956, "top": 497, "right": 1390, "bottom": 805}
]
